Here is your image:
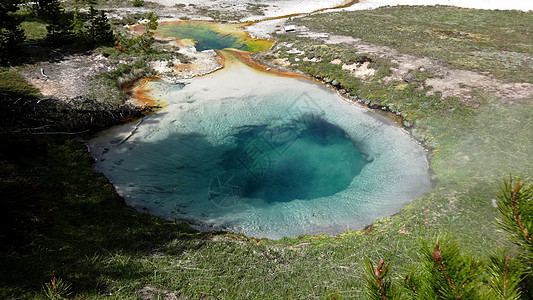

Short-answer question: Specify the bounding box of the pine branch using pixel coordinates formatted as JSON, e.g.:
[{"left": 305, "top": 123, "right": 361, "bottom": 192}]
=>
[
  {"left": 496, "top": 176, "right": 533, "bottom": 257},
  {"left": 486, "top": 250, "right": 525, "bottom": 300},
  {"left": 503, "top": 257, "right": 510, "bottom": 297},
  {"left": 404, "top": 275, "right": 417, "bottom": 294},
  {"left": 432, "top": 244, "right": 456, "bottom": 292},
  {"left": 374, "top": 260, "right": 389, "bottom": 300},
  {"left": 510, "top": 182, "right": 532, "bottom": 243},
  {"left": 363, "top": 256, "right": 398, "bottom": 300},
  {"left": 419, "top": 236, "right": 483, "bottom": 300}
]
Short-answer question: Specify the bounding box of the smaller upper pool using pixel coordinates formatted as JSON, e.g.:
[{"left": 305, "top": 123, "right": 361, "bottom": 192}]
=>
[{"left": 153, "top": 21, "right": 274, "bottom": 52}]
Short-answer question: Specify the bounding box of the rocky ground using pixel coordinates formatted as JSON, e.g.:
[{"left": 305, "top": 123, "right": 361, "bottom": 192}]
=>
[
  {"left": 20, "top": 51, "right": 114, "bottom": 100},
  {"left": 149, "top": 40, "right": 223, "bottom": 79},
  {"left": 16, "top": 0, "right": 349, "bottom": 104}
]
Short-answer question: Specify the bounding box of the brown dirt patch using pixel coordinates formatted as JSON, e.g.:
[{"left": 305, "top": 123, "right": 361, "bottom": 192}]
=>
[
  {"left": 302, "top": 30, "right": 533, "bottom": 105},
  {"left": 21, "top": 51, "right": 114, "bottom": 100}
]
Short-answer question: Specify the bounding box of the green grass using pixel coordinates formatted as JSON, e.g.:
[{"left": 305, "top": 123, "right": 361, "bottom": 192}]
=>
[
  {"left": 20, "top": 20, "right": 48, "bottom": 41},
  {"left": 13, "top": 7, "right": 47, "bottom": 42},
  {"left": 247, "top": 3, "right": 268, "bottom": 16},
  {"left": 0, "top": 134, "right": 483, "bottom": 299},
  {"left": 296, "top": 6, "right": 533, "bottom": 83},
  {"left": 0, "top": 134, "right": 209, "bottom": 298},
  {"left": 1, "top": 5, "right": 533, "bottom": 299},
  {"left": 0, "top": 131, "right": 527, "bottom": 299},
  {"left": 0, "top": 69, "right": 41, "bottom": 98},
  {"left": 267, "top": 35, "right": 463, "bottom": 126}
]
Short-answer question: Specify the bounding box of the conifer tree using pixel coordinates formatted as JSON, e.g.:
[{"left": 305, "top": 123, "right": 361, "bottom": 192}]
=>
[
  {"left": 36, "top": 0, "right": 71, "bottom": 43},
  {"left": 496, "top": 176, "right": 533, "bottom": 261},
  {"left": 146, "top": 11, "right": 158, "bottom": 32},
  {"left": 71, "top": 7, "right": 85, "bottom": 39},
  {"left": 0, "top": 0, "right": 25, "bottom": 64},
  {"left": 93, "top": 11, "right": 113, "bottom": 45},
  {"left": 363, "top": 256, "right": 401, "bottom": 300},
  {"left": 416, "top": 236, "right": 483, "bottom": 299},
  {"left": 85, "top": 6, "right": 114, "bottom": 45},
  {"left": 496, "top": 175, "right": 533, "bottom": 296},
  {"left": 363, "top": 176, "right": 533, "bottom": 299},
  {"left": 136, "top": 12, "right": 158, "bottom": 52},
  {"left": 87, "top": 5, "right": 98, "bottom": 43},
  {"left": 485, "top": 251, "right": 526, "bottom": 300},
  {"left": 35, "top": 0, "right": 61, "bottom": 20}
]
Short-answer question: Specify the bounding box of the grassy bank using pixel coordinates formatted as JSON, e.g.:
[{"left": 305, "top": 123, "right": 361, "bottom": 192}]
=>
[
  {"left": 1, "top": 5, "right": 532, "bottom": 299},
  {"left": 1, "top": 134, "right": 522, "bottom": 299},
  {"left": 296, "top": 5, "right": 533, "bottom": 83},
  {"left": 0, "top": 134, "right": 207, "bottom": 298}
]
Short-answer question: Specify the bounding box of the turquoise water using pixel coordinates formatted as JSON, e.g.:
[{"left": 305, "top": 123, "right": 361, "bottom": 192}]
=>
[
  {"left": 156, "top": 22, "right": 272, "bottom": 52},
  {"left": 220, "top": 114, "right": 369, "bottom": 203},
  {"left": 91, "top": 61, "right": 431, "bottom": 239}
]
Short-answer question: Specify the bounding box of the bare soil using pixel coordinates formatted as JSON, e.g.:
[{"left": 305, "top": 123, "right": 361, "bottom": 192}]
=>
[
  {"left": 274, "top": 25, "right": 533, "bottom": 106},
  {"left": 20, "top": 51, "right": 114, "bottom": 100}
]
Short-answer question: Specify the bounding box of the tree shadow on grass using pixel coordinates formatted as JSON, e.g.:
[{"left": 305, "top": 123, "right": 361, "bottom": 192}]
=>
[{"left": 0, "top": 133, "right": 226, "bottom": 297}]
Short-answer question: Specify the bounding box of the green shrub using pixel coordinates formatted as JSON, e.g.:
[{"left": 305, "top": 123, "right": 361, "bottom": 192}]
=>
[
  {"left": 42, "top": 277, "right": 71, "bottom": 300},
  {"left": 131, "top": 0, "right": 145, "bottom": 7},
  {"left": 363, "top": 176, "right": 532, "bottom": 299}
]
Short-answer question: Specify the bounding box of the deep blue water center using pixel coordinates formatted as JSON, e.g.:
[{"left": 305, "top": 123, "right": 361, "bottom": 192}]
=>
[{"left": 219, "top": 115, "right": 369, "bottom": 203}]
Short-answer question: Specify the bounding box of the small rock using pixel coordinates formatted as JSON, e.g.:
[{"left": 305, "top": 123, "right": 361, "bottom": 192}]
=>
[{"left": 403, "top": 73, "right": 417, "bottom": 82}]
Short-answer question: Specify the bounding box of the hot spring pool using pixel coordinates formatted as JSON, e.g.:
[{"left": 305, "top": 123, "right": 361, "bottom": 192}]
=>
[
  {"left": 90, "top": 55, "right": 431, "bottom": 239},
  {"left": 135, "top": 21, "right": 274, "bottom": 52}
]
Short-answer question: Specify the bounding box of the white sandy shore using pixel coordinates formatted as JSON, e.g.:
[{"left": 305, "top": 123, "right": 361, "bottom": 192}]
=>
[
  {"left": 149, "top": 0, "right": 532, "bottom": 21},
  {"left": 243, "top": 0, "right": 532, "bottom": 39},
  {"left": 148, "top": 0, "right": 347, "bottom": 21},
  {"left": 346, "top": 0, "right": 533, "bottom": 12}
]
